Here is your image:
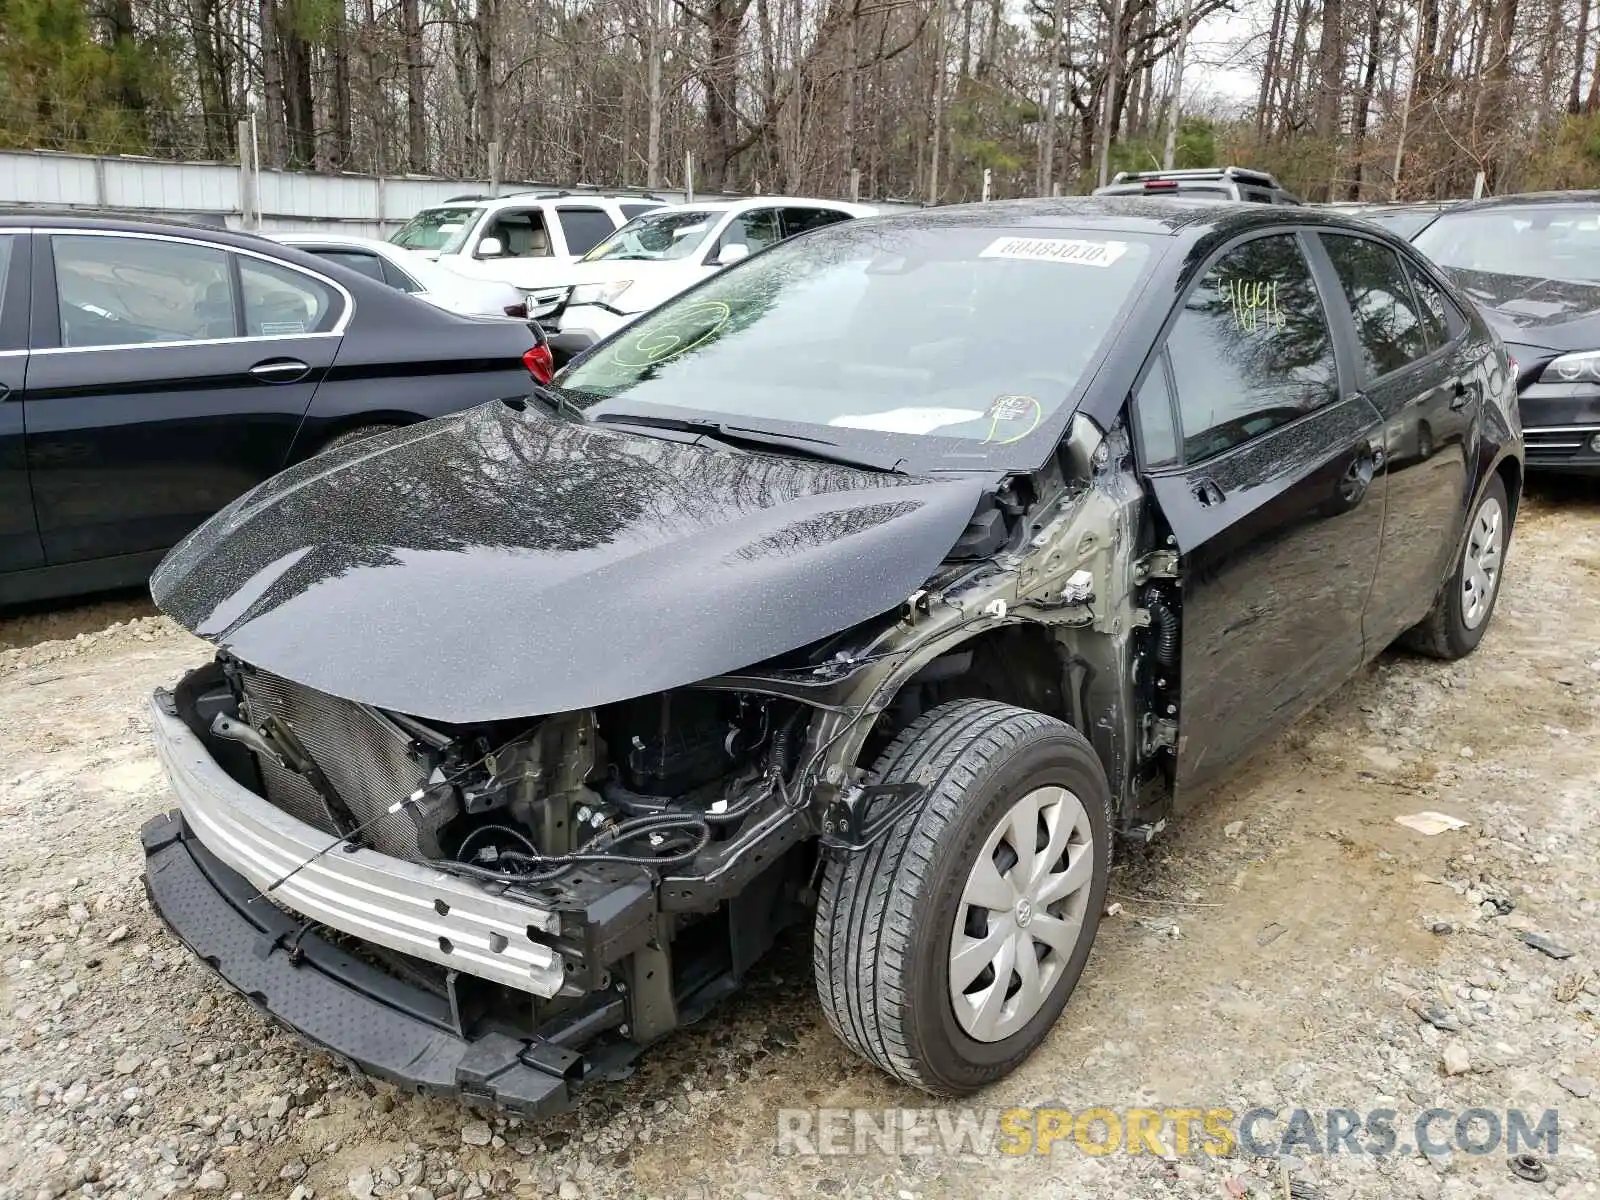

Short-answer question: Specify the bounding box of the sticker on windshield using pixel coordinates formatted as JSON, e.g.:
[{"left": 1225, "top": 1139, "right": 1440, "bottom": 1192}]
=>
[
  {"left": 983, "top": 394, "right": 1042, "bottom": 444},
  {"left": 979, "top": 237, "right": 1128, "bottom": 267},
  {"left": 259, "top": 320, "right": 306, "bottom": 336},
  {"left": 830, "top": 407, "right": 984, "bottom": 435}
]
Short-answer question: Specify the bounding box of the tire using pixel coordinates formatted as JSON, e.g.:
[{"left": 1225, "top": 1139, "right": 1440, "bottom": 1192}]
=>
[
  {"left": 1400, "top": 473, "right": 1509, "bottom": 660},
  {"left": 813, "top": 699, "right": 1112, "bottom": 1095},
  {"left": 319, "top": 423, "right": 401, "bottom": 454}
]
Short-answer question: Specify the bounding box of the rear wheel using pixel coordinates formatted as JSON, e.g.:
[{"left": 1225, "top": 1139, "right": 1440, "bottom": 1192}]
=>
[
  {"left": 1400, "top": 474, "right": 1509, "bottom": 660},
  {"left": 320, "top": 423, "right": 400, "bottom": 454},
  {"left": 813, "top": 700, "right": 1111, "bottom": 1095}
]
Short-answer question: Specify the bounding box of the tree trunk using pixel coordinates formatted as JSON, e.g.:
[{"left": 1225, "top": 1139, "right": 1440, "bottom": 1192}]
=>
[
  {"left": 647, "top": 0, "right": 664, "bottom": 186},
  {"left": 191, "top": 0, "right": 233, "bottom": 157},
  {"left": 1258, "top": 0, "right": 1288, "bottom": 138},
  {"left": 1163, "top": 0, "right": 1191, "bottom": 168},
  {"left": 929, "top": 0, "right": 946, "bottom": 203},
  {"left": 1573, "top": 0, "right": 1592, "bottom": 113},
  {"left": 701, "top": 0, "right": 751, "bottom": 190},
  {"left": 261, "top": 0, "right": 287, "bottom": 167},
  {"left": 277, "top": 0, "right": 316, "bottom": 168},
  {"left": 403, "top": 0, "right": 426, "bottom": 171},
  {"left": 1346, "top": 0, "right": 1381, "bottom": 198},
  {"left": 1096, "top": 0, "right": 1122, "bottom": 187},
  {"left": 475, "top": 0, "right": 496, "bottom": 178},
  {"left": 330, "top": 0, "right": 352, "bottom": 169},
  {"left": 1311, "top": 0, "right": 1344, "bottom": 199},
  {"left": 843, "top": 0, "right": 859, "bottom": 189},
  {"left": 1039, "top": 0, "right": 1064, "bottom": 191}
]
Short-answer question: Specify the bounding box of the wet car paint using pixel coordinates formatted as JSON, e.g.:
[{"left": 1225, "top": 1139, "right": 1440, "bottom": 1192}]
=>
[{"left": 150, "top": 402, "right": 990, "bottom": 722}]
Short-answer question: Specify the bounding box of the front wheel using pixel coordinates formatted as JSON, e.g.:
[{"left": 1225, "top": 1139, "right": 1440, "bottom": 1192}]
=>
[
  {"left": 1399, "top": 473, "right": 1509, "bottom": 660},
  {"left": 813, "top": 700, "right": 1111, "bottom": 1095}
]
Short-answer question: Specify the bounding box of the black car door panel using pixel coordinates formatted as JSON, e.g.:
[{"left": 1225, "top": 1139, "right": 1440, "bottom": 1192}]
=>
[
  {"left": 1314, "top": 233, "right": 1476, "bottom": 647},
  {"left": 1137, "top": 229, "right": 1388, "bottom": 802},
  {"left": 23, "top": 231, "right": 342, "bottom": 564},
  {"left": 0, "top": 232, "right": 44, "bottom": 575}
]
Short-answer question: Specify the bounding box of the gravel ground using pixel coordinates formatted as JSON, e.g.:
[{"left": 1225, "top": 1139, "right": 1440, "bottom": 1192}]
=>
[{"left": 1, "top": 482, "right": 1598, "bottom": 1200}]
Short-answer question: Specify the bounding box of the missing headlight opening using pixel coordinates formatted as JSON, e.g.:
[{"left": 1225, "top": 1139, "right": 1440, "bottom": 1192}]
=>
[{"left": 139, "top": 205, "right": 1522, "bottom": 1119}]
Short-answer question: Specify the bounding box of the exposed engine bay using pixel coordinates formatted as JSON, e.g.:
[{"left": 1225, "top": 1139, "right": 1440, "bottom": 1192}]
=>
[{"left": 204, "top": 662, "right": 807, "bottom": 892}]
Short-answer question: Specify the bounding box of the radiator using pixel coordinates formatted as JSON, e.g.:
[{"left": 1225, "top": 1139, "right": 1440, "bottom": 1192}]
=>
[{"left": 238, "top": 671, "right": 442, "bottom": 859}]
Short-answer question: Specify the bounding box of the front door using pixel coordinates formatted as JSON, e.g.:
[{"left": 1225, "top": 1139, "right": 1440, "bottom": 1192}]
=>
[
  {"left": 1316, "top": 230, "right": 1479, "bottom": 647},
  {"left": 1136, "top": 229, "right": 1388, "bottom": 800},
  {"left": 24, "top": 231, "right": 342, "bottom": 564}
]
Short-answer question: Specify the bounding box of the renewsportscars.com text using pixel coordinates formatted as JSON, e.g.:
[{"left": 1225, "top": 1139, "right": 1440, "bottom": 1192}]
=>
[{"left": 774, "top": 1105, "right": 1560, "bottom": 1159}]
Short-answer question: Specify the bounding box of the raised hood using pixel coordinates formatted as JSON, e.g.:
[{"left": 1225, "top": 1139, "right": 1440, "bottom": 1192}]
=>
[{"left": 151, "top": 403, "right": 987, "bottom": 723}]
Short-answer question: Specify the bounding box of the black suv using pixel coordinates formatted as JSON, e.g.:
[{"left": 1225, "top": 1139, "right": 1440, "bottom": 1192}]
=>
[{"left": 1094, "top": 166, "right": 1301, "bottom": 204}]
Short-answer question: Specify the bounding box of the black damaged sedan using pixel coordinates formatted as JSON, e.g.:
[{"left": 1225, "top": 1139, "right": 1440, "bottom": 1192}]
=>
[{"left": 142, "top": 199, "right": 1522, "bottom": 1112}]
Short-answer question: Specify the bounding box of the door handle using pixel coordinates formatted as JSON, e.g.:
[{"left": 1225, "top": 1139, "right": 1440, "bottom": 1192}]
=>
[
  {"left": 1448, "top": 379, "right": 1470, "bottom": 410},
  {"left": 249, "top": 358, "right": 311, "bottom": 384},
  {"left": 1192, "top": 478, "right": 1225, "bottom": 507}
]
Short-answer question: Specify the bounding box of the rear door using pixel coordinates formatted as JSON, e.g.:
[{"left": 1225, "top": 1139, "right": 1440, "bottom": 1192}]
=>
[
  {"left": 23, "top": 230, "right": 346, "bottom": 564},
  {"left": 0, "top": 232, "right": 44, "bottom": 576},
  {"left": 1134, "top": 228, "right": 1387, "bottom": 800},
  {"left": 1314, "top": 231, "right": 1477, "bottom": 648}
]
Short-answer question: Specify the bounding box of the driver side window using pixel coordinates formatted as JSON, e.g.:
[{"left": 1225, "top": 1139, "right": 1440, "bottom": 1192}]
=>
[{"left": 1166, "top": 232, "right": 1338, "bottom": 463}]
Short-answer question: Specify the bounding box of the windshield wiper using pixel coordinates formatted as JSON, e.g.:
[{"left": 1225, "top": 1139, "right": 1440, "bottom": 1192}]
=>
[
  {"left": 592, "top": 412, "right": 907, "bottom": 474},
  {"left": 527, "top": 383, "right": 588, "bottom": 422}
]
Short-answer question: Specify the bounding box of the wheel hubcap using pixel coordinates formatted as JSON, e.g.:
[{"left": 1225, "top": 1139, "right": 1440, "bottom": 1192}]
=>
[
  {"left": 948, "top": 785, "right": 1094, "bottom": 1043},
  {"left": 1461, "top": 495, "right": 1504, "bottom": 630}
]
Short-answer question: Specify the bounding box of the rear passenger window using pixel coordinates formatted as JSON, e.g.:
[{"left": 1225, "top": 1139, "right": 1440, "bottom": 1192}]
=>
[
  {"left": 239, "top": 257, "right": 338, "bottom": 336},
  {"left": 53, "top": 234, "right": 235, "bottom": 346},
  {"left": 1319, "top": 234, "right": 1430, "bottom": 378},
  {"left": 380, "top": 258, "right": 423, "bottom": 293},
  {"left": 556, "top": 208, "right": 616, "bottom": 256},
  {"left": 310, "top": 249, "right": 386, "bottom": 283},
  {"left": 781, "top": 208, "right": 852, "bottom": 237},
  {"left": 1403, "top": 262, "right": 1459, "bottom": 351},
  {"left": 1165, "top": 233, "right": 1339, "bottom": 463}
]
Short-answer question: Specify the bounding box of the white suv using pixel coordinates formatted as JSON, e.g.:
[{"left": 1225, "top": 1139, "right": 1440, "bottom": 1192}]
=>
[
  {"left": 544, "top": 197, "right": 876, "bottom": 359},
  {"left": 389, "top": 192, "right": 666, "bottom": 319}
]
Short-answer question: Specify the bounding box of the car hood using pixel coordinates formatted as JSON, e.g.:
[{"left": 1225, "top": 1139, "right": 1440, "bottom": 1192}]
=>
[
  {"left": 1443, "top": 266, "right": 1600, "bottom": 352},
  {"left": 150, "top": 403, "right": 987, "bottom": 723}
]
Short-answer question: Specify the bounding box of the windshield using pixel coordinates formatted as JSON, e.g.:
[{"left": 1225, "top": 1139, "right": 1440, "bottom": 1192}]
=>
[
  {"left": 1358, "top": 208, "right": 1440, "bottom": 239},
  {"left": 558, "top": 220, "right": 1158, "bottom": 468},
  {"left": 390, "top": 206, "right": 482, "bottom": 252},
  {"left": 581, "top": 210, "right": 721, "bottom": 263},
  {"left": 1412, "top": 204, "right": 1600, "bottom": 283}
]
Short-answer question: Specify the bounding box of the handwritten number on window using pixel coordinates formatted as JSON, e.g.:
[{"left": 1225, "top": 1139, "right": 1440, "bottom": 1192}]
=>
[{"left": 1221, "top": 278, "right": 1285, "bottom": 334}]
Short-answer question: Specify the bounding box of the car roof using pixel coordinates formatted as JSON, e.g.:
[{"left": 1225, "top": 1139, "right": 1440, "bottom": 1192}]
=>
[
  {"left": 849, "top": 195, "right": 1365, "bottom": 240},
  {"left": 271, "top": 231, "right": 397, "bottom": 251},
  {"left": 0, "top": 210, "right": 264, "bottom": 243},
  {"left": 1439, "top": 190, "right": 1600, "bottom": 215},
  {"left": 635, "top": 197, "right": 875, "bottom": 216}
]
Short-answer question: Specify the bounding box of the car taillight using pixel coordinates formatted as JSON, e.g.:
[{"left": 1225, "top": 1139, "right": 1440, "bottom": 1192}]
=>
[
  {"left": 523, "top": 344, "right": 554, "bottom": 384},
  {"left": 1143, "top": 180, "right": 1179, "bottom": 191},
  {"left": 504, "top": 302, "right": 529, "bottom": 318}
]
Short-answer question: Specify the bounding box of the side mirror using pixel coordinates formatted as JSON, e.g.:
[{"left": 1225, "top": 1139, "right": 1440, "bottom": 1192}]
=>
[
  {"left": 715, "top": 242, "right": 750, "bottom": 266},
  {"left": 476, "top": 236, "right": 504, "bottom": 258}
]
